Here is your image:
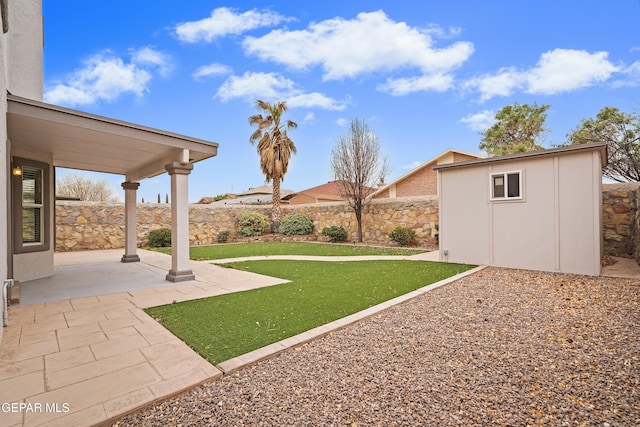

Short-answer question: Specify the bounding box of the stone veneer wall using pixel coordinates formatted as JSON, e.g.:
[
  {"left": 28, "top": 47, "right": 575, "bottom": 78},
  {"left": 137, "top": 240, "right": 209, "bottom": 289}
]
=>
[
  {"left": 602, "top": 183, "right": 638, "bottom": 258},
  {"left": 57, "top": 186, "right": 640, "bottom": 263},
  {"left": 55, "top": 196, "right": 440, "bottom": 251}
]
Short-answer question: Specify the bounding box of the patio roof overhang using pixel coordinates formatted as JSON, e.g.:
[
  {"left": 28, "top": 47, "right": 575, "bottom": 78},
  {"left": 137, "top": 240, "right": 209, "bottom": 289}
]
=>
[{"left": 7, "top": 94, "right": 218, "bottom": 181}]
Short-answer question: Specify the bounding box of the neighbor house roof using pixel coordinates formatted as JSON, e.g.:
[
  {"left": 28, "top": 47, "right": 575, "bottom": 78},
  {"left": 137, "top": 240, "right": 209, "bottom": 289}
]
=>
[
  {"left": 433, "top": 143, "right": 607, "bottom": 171},
  {"left": 369, "top": 148, "right": 483, "bottom": 198},
  {"left": 206, "top": 185, "right": 293, "bottom": 205},
  {"left": 283, "top": 180, "right": 376, "bottom": 204}
]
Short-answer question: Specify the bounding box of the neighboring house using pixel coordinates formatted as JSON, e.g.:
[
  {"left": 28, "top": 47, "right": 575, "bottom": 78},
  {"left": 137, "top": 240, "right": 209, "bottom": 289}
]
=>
[
  {"left": 1, "top": 0, "right": 219, "bottom": 330},
  {"left": 371, "top": 149, "right": 482, "bottom": 199},
  {"left": 284, "top": 180, "right": 349, "bottom": 205},
  {"left": 284, "top": 180, "right": 377, "bottom": 205},
  {"left": 434, "top": 142, "right": 607, "bottom": 276},
  {"left": 205, "top": 185, "right": 293, "bottom": 205}
]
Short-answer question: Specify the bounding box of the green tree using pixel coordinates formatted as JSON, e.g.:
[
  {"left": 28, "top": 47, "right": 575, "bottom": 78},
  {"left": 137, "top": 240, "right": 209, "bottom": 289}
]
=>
[
  {"left": 249, "top": 100, "right": 298, "bottom": 232},
  {"left": 568, "top": 107, "right": 640, "bottom": 182},
  {"left": 331, "top": 118, "right": 389, "bottom": 242},
  {"left": 479, "top": 102, "right": 550, "bottom": 156}
]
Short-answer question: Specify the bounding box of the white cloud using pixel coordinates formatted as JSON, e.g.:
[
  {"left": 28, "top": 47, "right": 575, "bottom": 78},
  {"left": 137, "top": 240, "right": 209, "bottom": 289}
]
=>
[
  {"left": 424, "top": 24, "right": 462, "bottom": 39},
  {"left": 243, "top": 10, "right": 473, "bottom": 82},
  {"left": 464, "top": 67, "right": 525, "bottom": 102},
  {"left": 611, "top": 60, "right": 640, "bottom": 88},
  {"left": 378, "top": 73, "right": 454, "bottom": 96},
  {"left": 130, "top": 46, "right": 173, "bottom": 77},
  {"left": 175, "top": 7, "right": 292, "bottom": 43},
  {"left": 215, "top": 71, "right": 347, "bottom": 110},
  {"left": 336, "top": 118, "right": 348, "bottom": 126},
  {"left": 193, "top": 63, "right": 233, "bottom": 80},
  {"left": 216, "top": 72, "right": 296, "bottom": 101},
  {"left": 459, "top": 110, "right": 496, "bottom": 132},
  {"left": 288, "top": 92, "right": 347, "bottom": 110},
  {"left": 527, "top": 49, "right": 617, "bottom": 94},
  {"left": 44, "top": 51, "right": 152, "bottom": 107},
  {"left": 302, "top": 112, "right": 315, "bottom": 123},
  {"left": 466, "top": 49, "right": 619, "bottom": 101}
]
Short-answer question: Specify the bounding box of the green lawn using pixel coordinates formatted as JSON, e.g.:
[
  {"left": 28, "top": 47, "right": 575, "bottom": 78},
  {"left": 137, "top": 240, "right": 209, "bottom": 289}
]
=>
[
  {"left": 154, "top": 241, "right": 426, "bottom": 260},
  {"left": 145, "top": 259, "right": 475, "bottom": 365}
]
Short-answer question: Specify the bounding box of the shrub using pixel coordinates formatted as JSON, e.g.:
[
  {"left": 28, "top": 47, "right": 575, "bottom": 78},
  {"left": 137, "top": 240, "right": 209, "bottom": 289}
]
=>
[
  {"left": 148, "top": 228, "right": 171, "bottom": 247},
  {"left": 321, "top": 226, "right": 347, "bottom": 243},
  {"left": 237, "top": 212, "right": 270, "bottom": 237},
  {"left": 217, "top": 230, "right": 230, "bottom": 243},
  {"left": 389, "top": 227, "right": 417, "bottom": 246},
  {"left": 279, "top": 213, "right": 313, "bottom": 235}
]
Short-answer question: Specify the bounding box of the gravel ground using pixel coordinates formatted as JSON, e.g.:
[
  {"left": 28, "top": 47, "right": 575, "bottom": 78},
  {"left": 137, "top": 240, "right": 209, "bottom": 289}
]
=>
[{"left": 115, "top": 267, "right": 639, "bottom": 426}]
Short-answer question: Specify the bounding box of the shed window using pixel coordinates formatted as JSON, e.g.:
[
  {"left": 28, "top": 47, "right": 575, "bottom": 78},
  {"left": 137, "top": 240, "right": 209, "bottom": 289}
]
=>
[{"left": 491, "top": 171, "right": 522, "bottom": 200}]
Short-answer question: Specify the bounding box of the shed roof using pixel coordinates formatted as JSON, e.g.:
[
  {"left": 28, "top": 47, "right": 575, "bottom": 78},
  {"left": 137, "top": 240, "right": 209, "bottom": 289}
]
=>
[{"left": 433, "top": 142, "right": 607, "bottom": 171}]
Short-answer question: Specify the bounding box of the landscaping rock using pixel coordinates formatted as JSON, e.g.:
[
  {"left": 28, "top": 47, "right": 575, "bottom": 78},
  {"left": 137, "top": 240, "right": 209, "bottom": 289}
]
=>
[{"left": 114, "top": 268, "right": 639, "bottom": 426}]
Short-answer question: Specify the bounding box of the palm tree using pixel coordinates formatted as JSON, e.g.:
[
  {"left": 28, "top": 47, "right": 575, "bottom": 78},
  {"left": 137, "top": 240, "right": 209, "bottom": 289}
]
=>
[{"left": 249, "top": 100, "right": 298, "bottom": 232}]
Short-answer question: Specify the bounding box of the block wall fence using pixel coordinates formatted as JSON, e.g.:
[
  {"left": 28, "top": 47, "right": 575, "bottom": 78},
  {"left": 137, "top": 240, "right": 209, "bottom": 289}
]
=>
[
  {"left": 55, "top": 183, "right": 640, "bottom": 264},
  {"left": 55, "top": 196, "right": 440, "bottom": 251}
]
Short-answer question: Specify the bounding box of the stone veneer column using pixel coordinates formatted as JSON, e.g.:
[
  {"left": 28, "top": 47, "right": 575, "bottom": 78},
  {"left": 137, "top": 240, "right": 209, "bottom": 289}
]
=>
[
  {"left": 121, "top": 181, "right": 140, "bottom": 263},
  {"left": 165, "top": 162, "right": 195, "bottom": 282}
]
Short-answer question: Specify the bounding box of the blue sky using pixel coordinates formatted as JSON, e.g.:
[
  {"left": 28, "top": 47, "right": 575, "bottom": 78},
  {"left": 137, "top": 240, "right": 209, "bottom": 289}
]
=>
[{"left": 43, "top": 1, "right": 640, "bottom": 203}]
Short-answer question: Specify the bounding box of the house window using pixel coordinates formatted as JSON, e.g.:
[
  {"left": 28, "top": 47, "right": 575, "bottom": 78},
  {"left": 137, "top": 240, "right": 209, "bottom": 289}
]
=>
[
  {"left": 12, "top": 158, "right": 50, "bottom": 253},
  {"left": 22, "top": 166, "right": 44, "bottom": 244},
  {"left": 491, "top": 171, "right": 522, "bottom": 200}
]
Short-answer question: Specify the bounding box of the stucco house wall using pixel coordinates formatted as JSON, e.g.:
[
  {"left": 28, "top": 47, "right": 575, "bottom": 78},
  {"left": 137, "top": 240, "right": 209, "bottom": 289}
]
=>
[
  {"left": 436, "top": 143, "right": 605, "bottom": 276},
  {"left": 0, "top": 2, "right": 8, "bottom": 340},
  {"left": 4, "top": 1, "right": 50, "bottom": 282}
]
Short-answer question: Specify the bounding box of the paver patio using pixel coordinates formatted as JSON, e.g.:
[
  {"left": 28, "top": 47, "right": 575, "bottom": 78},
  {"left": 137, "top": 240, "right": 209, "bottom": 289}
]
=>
[
  {"left": 0, "top": 248, "right": 636, "bottom": 426},
  {"left": 0, "top": 249, "right": 288, "bottom": 427}
]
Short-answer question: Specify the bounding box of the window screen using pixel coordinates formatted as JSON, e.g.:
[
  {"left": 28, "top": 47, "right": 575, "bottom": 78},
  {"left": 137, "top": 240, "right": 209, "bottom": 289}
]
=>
[
  {"left": 491, "top": 171, "right": 522, "bottom": 200},
  {"left": 22, "top": 165, "right": 44, "bottom": 244}
]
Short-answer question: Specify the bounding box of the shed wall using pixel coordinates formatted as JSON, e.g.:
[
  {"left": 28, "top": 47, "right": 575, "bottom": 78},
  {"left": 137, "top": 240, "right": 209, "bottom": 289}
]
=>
[{"left": 439, "top": 150, "right": 602, "bottom": 275}]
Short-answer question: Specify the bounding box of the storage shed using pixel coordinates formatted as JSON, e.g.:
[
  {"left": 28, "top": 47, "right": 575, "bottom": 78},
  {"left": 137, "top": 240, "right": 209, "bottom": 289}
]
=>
[{"left": 434, "top": 142, "right": 607, "bottom": 276}]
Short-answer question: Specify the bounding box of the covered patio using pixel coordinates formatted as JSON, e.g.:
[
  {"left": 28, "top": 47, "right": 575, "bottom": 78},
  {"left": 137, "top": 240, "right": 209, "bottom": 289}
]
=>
[{"left": 8, "top": 94, "right": 218, "bottom": 282}]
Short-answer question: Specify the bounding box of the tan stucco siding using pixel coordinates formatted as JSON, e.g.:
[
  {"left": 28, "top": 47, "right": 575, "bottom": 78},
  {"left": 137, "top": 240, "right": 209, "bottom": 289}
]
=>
[
  {"left": 7, "top": 0, "right": 42, "bottom": 100},
  {"left": 0, "top": 18, "right": 8, "bottom": 287}
]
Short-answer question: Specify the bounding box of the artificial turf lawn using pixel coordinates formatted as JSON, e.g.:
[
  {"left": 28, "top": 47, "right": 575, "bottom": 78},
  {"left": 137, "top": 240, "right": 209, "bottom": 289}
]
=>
[
  {"left": 145, "top": 259, "right": 475, "bottom": 365},
  {"left": 154, "top": 241, "right": 426, "bottom": 260}
]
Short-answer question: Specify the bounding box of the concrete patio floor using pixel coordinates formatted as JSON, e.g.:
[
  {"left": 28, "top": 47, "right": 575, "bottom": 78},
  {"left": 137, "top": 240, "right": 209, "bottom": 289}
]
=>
[
  {"left": 0, "top": 249, "right": 289, "bottom": 427},
  {"left": 0, "top": 248, "right": 637, "bottom": 427}
]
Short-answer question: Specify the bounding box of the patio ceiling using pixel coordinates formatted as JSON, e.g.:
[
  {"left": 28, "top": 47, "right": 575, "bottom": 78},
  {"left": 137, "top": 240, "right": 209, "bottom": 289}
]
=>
[{"left": 7, "top": 94, "right": 218, "bottom": 181}]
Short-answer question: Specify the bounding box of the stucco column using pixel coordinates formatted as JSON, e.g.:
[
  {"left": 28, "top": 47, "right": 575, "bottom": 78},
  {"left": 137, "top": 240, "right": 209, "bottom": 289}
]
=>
[
  {"left": 121, "top": 181, "right": 140, "bottom": 263},
  {"left": 165, "top": 161, "right": 195, "bottom": 282}
]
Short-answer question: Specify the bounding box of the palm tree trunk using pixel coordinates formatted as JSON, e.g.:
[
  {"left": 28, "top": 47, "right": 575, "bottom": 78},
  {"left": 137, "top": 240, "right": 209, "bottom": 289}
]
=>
[{"left": 272, "top": 178, "right": 282, "bottom": 233}]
